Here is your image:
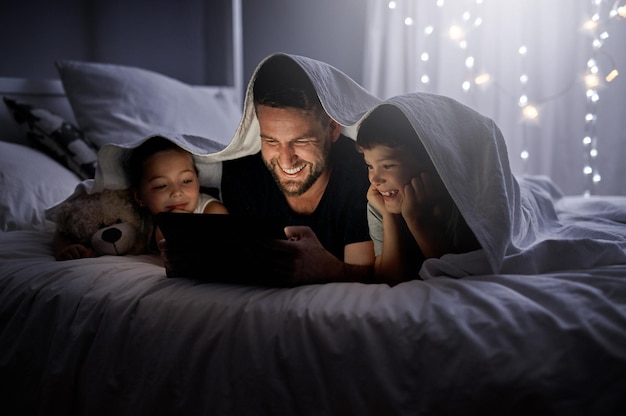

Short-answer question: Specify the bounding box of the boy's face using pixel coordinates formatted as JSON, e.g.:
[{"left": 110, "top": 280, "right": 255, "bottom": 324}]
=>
[
  {"left": 362, "top": 144, "right": 438, "bottom": 214},
  {"left": 134, "top": 149, "right": 200, "bottom": 215}
]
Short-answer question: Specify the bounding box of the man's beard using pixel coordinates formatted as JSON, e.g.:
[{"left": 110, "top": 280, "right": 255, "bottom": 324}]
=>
[{"left": 266, "top": 149, "right": 330, "bottom": 197}]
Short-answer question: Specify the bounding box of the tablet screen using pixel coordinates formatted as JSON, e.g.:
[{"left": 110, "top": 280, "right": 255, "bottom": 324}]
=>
[{"left": 156, "top": 212, "right": 286, "bottom": 248}]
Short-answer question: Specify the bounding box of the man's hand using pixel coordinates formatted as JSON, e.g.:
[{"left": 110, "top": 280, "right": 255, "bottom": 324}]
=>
[{"left": 265, "top": 226, "right": 345, "bottom": 286}]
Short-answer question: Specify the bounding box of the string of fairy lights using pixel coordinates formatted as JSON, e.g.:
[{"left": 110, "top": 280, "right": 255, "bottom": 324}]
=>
[{"left": 387, "top": 0, "right": 625, "bottom": 195}]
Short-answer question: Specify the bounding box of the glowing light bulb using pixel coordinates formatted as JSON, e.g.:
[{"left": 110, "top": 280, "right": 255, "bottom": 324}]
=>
[
  {"left": 462, "top": 81, "right": 471, "bottom": 91},
  {"left": 421, "top": 74, "right": 430, "bottom": 84},
  {"left": 520, "top": 74, "right": 528, "bottom": 84},
  {"left": 590, "top": 148, "right": 598, "bottom": 157},
  {"left": 424, "top": 25, "right": 434, "bottom": 35},
  {"left": 619, "top": 6, "right": 626, "bottom": 17},
  {"left": 465, "top": 56, "right": 475, "bottom": 68},
  {"left": 421, "top": 52, "right": 429, "bottom": 62},
  {"left": 404, "top": 17, "right": 414, "bottom": 26},
  {"left": 474, "top": 73, "right": 490, "bottom": 85},
  {"left": 521, "top": 150, "right": 529, "bottom": 159},
  {"left": 585, "top": 73, "right": 600, "bottom": 88},
  {"left": 388, "top": 1, "right": 397, "bottom": 10},
  {"left": 583, "top": 19, "right": 598, "bottom": 31},
  {"left": 593, "top": 173, "right": 601, "bottom": 183},
  {"left": 522, "top": 105, "right": 538, "bottom": 120},
  {"left": 606, "top": 69, "right": 619, "bottom": 82},
  {"left": 583, "top": 166, "right": 593, "bottom": 175},
  {"left": 449, "top": 25, "right": 464, "bottom": 40},
  {"left": 518, "top": 45, "right": 527, "bottom": 55},
  {"left": 518, "top": 95, "right": 528, "bottom": 106}
]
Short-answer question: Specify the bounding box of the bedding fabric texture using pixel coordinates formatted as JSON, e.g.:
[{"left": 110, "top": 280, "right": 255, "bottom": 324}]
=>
[
  {"left": 0, "top": 141, "right": 80, "bottom": 231},
  {"left": 0, "top": 230, "right": 625, "bottom": 415}
]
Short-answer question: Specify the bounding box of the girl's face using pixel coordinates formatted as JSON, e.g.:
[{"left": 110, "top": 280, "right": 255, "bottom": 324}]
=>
[
  {"left": 362, "top": 144, "right": 438, "bottom": 214},
  {"left": 134, "top": 149, "right": 200, "bottom": 215}
]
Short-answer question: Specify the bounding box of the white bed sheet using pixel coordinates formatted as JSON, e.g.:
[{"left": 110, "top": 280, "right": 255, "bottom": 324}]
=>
[{"left": 1, "top": 230, "right": 625, "bottom": 415}]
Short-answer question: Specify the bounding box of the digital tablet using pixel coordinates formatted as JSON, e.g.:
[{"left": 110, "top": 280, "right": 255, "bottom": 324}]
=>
[{"left": 155, "top": 212, "right": 287, "bottom": 281}]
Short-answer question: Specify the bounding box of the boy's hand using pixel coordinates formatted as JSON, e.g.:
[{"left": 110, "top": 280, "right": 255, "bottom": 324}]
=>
[
  {"left": 402, "top": 172, "right": 445, "bottom": 222},
  {"left": 366, "top": 183, "right": 387, "bottom": 214}
]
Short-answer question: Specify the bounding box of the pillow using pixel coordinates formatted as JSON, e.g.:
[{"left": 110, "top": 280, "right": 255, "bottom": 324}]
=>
[
  {"left": 0, "top": 141, "right": 81, "bottom": 232},
  {"left": 55, "top": 60, "right": 242, "bottom": 149},
  {"left": 3, "top": 97, "right": 98, "bottom": 179}
]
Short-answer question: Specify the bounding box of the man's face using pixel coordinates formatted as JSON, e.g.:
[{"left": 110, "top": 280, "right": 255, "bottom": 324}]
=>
[{"left": 256, "top": 104, "right": 333, "bottom": 197}]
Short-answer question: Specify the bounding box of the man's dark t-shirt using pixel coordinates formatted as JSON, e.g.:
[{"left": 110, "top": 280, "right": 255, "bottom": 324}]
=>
[{"left": 221, "top": 135, "right": 371, "bottom": 261}]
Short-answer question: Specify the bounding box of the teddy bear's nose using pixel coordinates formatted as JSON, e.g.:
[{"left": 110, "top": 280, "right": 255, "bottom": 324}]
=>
[{"left": 102, "top": 227, "right": 122, "bottom": 243}]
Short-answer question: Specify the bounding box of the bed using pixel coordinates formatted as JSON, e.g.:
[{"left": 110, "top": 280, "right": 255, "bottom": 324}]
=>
[{"left": 2, "top": 58, "right": 626, "bottom": 416}]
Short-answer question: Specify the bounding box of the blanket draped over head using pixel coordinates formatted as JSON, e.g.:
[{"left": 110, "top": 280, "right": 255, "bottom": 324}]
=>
[{"left": 373, "top": 93, "right": 626, "bottom": 279}]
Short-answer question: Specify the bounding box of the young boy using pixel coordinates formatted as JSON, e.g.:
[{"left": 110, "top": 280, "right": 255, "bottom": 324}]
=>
[{"left": 356, "top": 104, "right": 480, "bottom": 285}]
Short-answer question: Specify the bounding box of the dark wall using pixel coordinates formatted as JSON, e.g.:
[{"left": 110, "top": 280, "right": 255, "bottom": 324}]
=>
[
  {"left": 241, "top": 0, "right": 367, "bottom": 86},
  {"left": 0, "top": 0, "right": 366, "bottom": 90}
]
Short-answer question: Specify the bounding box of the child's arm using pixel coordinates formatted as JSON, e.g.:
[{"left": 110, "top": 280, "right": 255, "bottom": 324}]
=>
[
  {"left": 367, "top": 184, "right": 414, "bottom": 285},
  {"left": 53, "top": 230, "right": 94, "bottom": 261},
  {"left": 203, "top": 200, "right": 228, "bottom": 214},
  {"left": 376, "top": 212, "right": 414, "bottom": 285}
]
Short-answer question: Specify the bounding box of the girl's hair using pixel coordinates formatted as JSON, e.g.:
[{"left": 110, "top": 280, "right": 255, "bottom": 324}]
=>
[{"left": 126, "top": 136, "right": 197, "bottom": 188}]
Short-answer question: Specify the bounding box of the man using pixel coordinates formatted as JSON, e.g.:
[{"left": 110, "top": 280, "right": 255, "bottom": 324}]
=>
[{"left": 220, "top": 53, "right": 379, "bottom": 285}]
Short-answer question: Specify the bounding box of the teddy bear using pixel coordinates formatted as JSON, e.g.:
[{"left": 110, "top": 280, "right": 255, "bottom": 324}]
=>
[{"left": 54, "top": 188, "right": 149, "bottom": 256}]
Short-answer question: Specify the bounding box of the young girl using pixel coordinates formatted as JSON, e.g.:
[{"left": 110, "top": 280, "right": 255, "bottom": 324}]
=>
[
  {"left": 356, "top": 104, "right": 480, "bottom": 285},
  {"left": 126, "top": 135, "right": 228, "bottom": 250}
]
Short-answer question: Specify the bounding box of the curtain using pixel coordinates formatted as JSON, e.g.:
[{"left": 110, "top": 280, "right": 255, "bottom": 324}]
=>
[{"left": 363, "top": 0, "right": 626, "bottom": 196}]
